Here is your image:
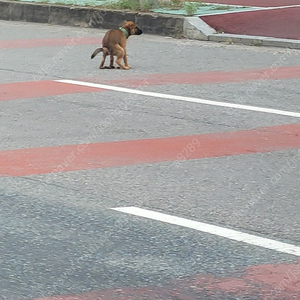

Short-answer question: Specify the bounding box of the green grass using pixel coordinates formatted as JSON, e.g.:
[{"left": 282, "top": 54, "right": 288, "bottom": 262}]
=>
[
  {"left": 158, "top": 0, "right": 207, "bottom": 10},
  {"left": 210, "top": 5, "right": 231, "bottom": 10},
  {"left": 103, "top": 0, "right": 164, "bottom": 11},
  {"left": 104, "top": 0, "right": 140, "bottom": 10},
  {"left": 103, "top": 0, "right": 204, "bottom": 13},
  {"left": 15, "top": 0, "right": 250, "bottom": 15},
  {"left": 183, "top": 2, "right": 200, "bottom": 15}
]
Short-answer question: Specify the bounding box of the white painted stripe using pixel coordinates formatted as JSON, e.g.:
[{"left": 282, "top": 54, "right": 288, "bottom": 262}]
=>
[
  {"left": 56, "top": 79, "right": 300, "bottom": 118},
  {"left": 203, "top": 1, "right": 300, "bottom": 9},
  {"left": 198, "top": 4, "right": 300, "bottom": 17},
  {"left": 112, "top": 206, "right": 300, "bottom": 256},
  {"left": 240, "top": 4, "right": 300, "bottom": 10}
]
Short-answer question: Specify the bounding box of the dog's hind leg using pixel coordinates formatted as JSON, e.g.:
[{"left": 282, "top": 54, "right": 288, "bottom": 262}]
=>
[
  {"left": 99, "top": 52, "right": 108, "bottom": 69},
  {"left": 109, "top": 54, "right": 115, "bottom": 69}
]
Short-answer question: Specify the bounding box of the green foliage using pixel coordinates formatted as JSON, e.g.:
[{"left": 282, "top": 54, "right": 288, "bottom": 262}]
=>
[
  {"left": 210, "top": 5, "right": 231, "bottom": 10},
  {"left": 140, "top": 0, "right": 155, "bottom": 11},
  {"left": 104, "top": 0, "right": 156, "bottom": 11},
  {"left": 183, "top": 2, "right": 199, "bottom": 15},
  {"left": 170, "top": 0, "right": 183, "bottom": 8},
  {"left": 99, "top": 0, "right": 211, "bottom": 14},
  {"left": 105, "top": 0, "right": 140, "bottom": 10},
  {"left": 158, "top": 0, "right": 204, "bottom": 11}
]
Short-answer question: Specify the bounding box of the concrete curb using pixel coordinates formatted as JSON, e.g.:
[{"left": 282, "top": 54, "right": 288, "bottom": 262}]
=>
[
  {"left": 0, "top": 0, "right": 300, "bottom": 49},
  {"left": 184, "top": 16, "right": 300, "bottom": 49},
  {"left": 209, "top": 33, "right": 300, "bottom": 49},
  {"left": 184, "top": 17, "right": 216, "bottom": 41},
  {"left": 0, "top": 0, "right": 184, "bottom": 37}
]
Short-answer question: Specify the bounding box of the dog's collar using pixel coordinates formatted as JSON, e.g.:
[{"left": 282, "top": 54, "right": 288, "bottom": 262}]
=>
[{"left": 119, "top": 27, "right": 129, "bottom": 39}]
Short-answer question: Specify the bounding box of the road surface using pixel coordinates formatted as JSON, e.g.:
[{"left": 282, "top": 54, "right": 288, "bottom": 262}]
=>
[{"left": 1, "top": 20, "right": 300, "bottom": 300}]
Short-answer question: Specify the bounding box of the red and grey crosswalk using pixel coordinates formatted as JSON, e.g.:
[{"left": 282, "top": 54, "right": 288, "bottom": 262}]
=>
[
  {"left": 2, "top": 65, "right": 300, "bottom": 101},
  {"left": 2, "top": 73, "right": 300, "bottom": 299},
  {"left": 1, "top": 21, "right": 300, "bottom": 300},
  {"left": 1, "top": 122, "right": 300, "bottom": 177}
]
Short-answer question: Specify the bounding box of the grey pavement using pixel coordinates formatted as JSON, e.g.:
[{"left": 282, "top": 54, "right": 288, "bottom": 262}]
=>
[{"left": 0, "top": 20, "right": 300, "bottom": 300}]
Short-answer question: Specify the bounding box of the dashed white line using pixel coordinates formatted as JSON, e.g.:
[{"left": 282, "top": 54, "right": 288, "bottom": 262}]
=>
[
  {"left": 112, "top": 206, "right": 300, "bottom": 257},
  {"left": 56, "top": 79, "right": 300, "bottom": 118}
]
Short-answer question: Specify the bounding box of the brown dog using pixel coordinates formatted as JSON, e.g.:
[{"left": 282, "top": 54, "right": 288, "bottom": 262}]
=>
[{"left": 91, "top": 21, "right": 143, "bottom": 70}]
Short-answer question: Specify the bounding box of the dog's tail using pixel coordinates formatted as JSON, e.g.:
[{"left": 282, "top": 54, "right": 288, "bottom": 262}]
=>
[{"left": 91, "top": 48, "right": 103, "bottom": 59}]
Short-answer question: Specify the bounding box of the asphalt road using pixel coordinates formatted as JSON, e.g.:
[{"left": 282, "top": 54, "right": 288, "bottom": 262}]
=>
[{"left": 1, "top": 20, "right": 300, "bottom": 300}]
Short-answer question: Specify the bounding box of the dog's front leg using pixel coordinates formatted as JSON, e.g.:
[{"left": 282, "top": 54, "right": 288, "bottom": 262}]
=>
[
  {"left": 116, "top": 57, "right": 130, "bottom": 70},
  {"left": 115, "top": 45, "right": 130, "bottom": 70},
  {"left": 123, "top": 49, "right": 130, "bottom": 69}
]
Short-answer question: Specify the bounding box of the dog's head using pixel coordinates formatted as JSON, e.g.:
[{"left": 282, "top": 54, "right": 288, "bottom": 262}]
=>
[{"left": 123, "top": 21, "right": 143, "bottom": 36}]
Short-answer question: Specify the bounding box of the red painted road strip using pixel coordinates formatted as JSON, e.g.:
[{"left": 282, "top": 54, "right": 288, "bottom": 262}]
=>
[
  {"left": 1, "top": 123, "right": 300, "bottom": 177},
  {"left": 0, "top": 37, "right": 101, "bottom": 49},
  {"left": 31, "top": 261, "right": 300, "bottom": 300},
  {"left": 0, "top": 81, "right": 104, "bottom": 101},
  {"left": 87, "top": 65, "right": 300, "bottom": 87},
  {"left": 1, "top": 65, "right": 300, "bottom": 102}
]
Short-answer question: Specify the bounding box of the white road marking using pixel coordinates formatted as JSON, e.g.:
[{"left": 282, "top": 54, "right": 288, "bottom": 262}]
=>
[
  {"left": 197, "top": 4, "right": 300, "bottom": 17},
  {"left": 56, "top": 79, "right": 300, "bottom": 118},
  {"left": 112, "top": 206, "right": 300, "bottom": 257},
  {"left": 240, "top": 4, "right": 300, "bottom": 10}
]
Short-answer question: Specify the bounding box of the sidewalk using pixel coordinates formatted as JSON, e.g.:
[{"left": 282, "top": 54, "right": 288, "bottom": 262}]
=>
[
  {"left": 192, "top": 0, "right": 300, "bottom": 48},
  {"left": 199, "top": 2, "right": 300, "bottom": 40}
]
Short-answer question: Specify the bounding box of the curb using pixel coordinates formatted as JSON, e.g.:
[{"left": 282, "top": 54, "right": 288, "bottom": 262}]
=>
[
  {"left": 184, "top": 17, "right": 216, "bottom": 40},
  {"left": 1, "top": 0, "right": 300, "bottom": 49},
  {"left": 184, "top": 16, "right": 300, "bottom": 49},
  {"left": 208, "top": 33, "right": 300, "bottom": 49},
  {"left": 0, "top": 0, "right": 184, "bottom": 37}
]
